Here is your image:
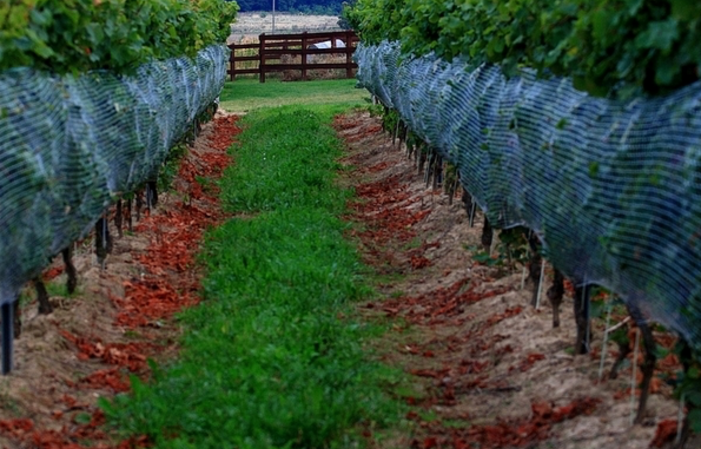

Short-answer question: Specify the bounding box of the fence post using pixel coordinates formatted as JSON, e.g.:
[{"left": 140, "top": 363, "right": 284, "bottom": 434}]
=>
[
  {"left": 301, "top": 31, "right": 308, "bottom": 81},
  {"left": 346, "top": 30, "right": 353, "bottom": 79},
  {"left": 259, "top": 33, "right": 266, "bottom": 83},
  {"left": 229, "top": 45, "right": 236, "bottom": 81}
]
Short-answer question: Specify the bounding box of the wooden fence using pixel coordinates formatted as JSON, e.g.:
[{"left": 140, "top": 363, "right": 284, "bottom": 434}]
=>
[{"left": 227, "top": 30, "right": 359, "bottom": 82}]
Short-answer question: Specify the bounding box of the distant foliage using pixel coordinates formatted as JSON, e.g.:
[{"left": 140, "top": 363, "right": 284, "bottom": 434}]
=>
[
  {"left": 337, "top": 0, "right": 357, "bottom": 29},
  {"left": 348, "top": 0, "right": 701, "bottom": 97},
  {"left": 236, "top": 0, "right": 343, "bottom": 15},
  {"left": 0, "top": 0, "right": 239, "bottom": 74}
]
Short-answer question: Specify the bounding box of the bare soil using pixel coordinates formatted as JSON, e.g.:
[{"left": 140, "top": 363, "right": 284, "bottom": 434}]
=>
[{"left": 334, "top": 111, "right": 685, "bottom": 449}]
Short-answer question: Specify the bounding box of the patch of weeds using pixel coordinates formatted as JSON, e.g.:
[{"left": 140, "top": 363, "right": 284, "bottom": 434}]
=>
[
  {"left": 18, "top": 277, "right": 78, "bottom": 311},
  {"left": 472, "top": 249, "right": 503, "bottom": 267},
  {"left": 345, "top": 219, "right": 368, "bottom": 236},
  {"left": 123, "top": 330, "right": 140, "bottom": 339},
  {"left": 195, "top": 175, "right": 214, "bottom": 193},
  {"left": 45, "top": 278, "right": 79, "bottom": 298},
  {"left": 338, "top": 163, "right": 356, "bottom": 172},
  {"left": 402, "top": 237, "right": 423, "bottom": 251},
  {"left": 73, "top": 412, "right": 92, "bottom": 425},
  {"left": 0, "top": 383, "right": 23, "bottom": 417},
  {"left": 393, "top": 383, "right": 428, "bottom": 401},
  {"left": 370, "top": 271, "right": 407, "bottom": 286},
  {"left": 497, "top": 228, "right": 530, "bottom": 267},
  {"left": 366, "top": 103, "right": 384, "bottom": 117},
  {"left": 466, "top": 229, "right": 533, "bottom": 273},
  {"left": 442, "top": 419, "right": 471, "bottom": 429},
  {"left": 417, "top": 409, "right": 439, "bottom": 422},
  {"left": 158, "top": 143, "right": 188, "bottom": 193},
  {"left": 465, "top": 243, "right": 504, "bottom": 268},
  {"left": 17, "top": 288, "right": 33, "bottom": 307}
]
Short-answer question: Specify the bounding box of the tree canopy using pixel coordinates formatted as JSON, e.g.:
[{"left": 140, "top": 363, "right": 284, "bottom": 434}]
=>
[{"left": 235, "top": 0, "right": 344, "bottom": 15}]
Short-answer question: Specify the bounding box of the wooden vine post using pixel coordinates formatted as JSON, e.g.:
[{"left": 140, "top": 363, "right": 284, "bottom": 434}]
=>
[{"left": 1, "top": 301, "right": 13, "bottom": 374}]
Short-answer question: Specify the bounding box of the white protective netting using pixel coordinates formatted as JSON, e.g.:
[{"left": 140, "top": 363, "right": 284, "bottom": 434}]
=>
[
  {"left": 356, "top": 41, "right": 701, "bottom": 350},
  {"left": 0, "top": 45, "right": 229, "bottom": 306}
]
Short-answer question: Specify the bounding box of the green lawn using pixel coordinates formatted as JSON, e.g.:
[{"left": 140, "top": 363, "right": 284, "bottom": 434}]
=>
[{"left": 219, "top": 78, "right": 371, "bottom": 112}]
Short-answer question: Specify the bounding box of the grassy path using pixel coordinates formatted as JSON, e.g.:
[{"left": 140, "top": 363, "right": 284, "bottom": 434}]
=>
[{"left": 104, "top": 105, "right": 403, "bottom": 448}]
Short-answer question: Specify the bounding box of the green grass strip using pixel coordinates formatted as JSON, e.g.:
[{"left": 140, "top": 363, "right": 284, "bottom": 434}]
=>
[{"left": 102, "top": 106, "right": 402, "bottom": 448}]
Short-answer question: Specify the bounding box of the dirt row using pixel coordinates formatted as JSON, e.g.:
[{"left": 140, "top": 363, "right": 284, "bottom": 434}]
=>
[
  {"left": 0, "top": 113, "right": 240, "bottom": 449},
  {"left": 335, "top": 111, "right": 686, "bottom": 449}
]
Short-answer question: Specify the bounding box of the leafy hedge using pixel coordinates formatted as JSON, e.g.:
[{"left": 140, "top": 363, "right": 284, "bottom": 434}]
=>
[
  {"left": 345, "top": 0, "right": 701, "bottom": 97},
  {"left": 0, "top": 0, "right": 238, "bottom": 74}
]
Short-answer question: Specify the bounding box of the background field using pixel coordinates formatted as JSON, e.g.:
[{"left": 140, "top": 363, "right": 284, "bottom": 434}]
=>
[
  {"left": 228, "top": 12, "right": 342, "bottom": 43},
  {"left": 219, "top": 78, "right": 369, "bottom": 112}
]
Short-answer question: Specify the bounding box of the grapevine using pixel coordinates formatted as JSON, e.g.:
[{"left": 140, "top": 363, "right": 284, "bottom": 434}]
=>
[
  {"left": 0, "top": 0, "right": 238, "bottom": 74},
  {"left": 346, "top": 0, "right": 701, "bottom": 97}
]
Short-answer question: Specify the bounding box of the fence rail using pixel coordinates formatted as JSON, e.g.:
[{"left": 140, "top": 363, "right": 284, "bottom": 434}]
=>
[{"left": 227, "top": 30, "right": 359, "bottom": 82}]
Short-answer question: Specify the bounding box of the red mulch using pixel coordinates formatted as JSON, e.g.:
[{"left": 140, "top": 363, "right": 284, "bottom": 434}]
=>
[
  {"left": 345, "top": 170, "right": 435, "bottom": 270},
  {"left": 373, "top": 278, "right": 511, "bottom": 326},
  {"left": 407, "top": 398, "right": 602, "bottom": 449}
]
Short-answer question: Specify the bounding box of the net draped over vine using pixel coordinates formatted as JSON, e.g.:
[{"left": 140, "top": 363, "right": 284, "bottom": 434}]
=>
[
  {"left": 0, "top": 45, "right": 229, "bottom": 307},
  {"left": 356, "top": 41, "right": 701, "bottom": 350}
]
